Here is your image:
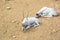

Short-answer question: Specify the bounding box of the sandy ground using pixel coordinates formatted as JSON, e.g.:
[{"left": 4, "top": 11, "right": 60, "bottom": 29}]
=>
[{"left": 0, "top": 0, "right": 60, "bottom": 40}]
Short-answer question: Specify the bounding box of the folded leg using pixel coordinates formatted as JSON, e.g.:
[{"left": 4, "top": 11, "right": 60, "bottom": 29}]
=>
[
  {"left": 34, "top": 21, "right": 40, "bottom": 27},
  {"left": 26, "top": 26, "right": 30, "bottom": 30}
]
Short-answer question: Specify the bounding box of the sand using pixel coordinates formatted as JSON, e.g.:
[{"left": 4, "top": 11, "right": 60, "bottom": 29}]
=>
[{"left": 0, "top": 0, "right": 60, "bottom": 40}]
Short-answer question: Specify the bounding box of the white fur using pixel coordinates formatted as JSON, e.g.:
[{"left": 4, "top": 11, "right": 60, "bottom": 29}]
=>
[
  {"left": 36, "top": 7, "right": 57, "bottom": 17},
  {"left": 22, "top": 17, "right": 40, "bottom": 31}
]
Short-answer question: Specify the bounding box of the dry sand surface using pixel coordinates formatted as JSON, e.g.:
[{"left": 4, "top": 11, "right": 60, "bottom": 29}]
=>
[{"left": 0, "top": 0, "right": 60, "bottom": 40}]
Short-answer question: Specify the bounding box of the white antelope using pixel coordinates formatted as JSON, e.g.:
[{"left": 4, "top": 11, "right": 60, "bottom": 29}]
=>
[
  {"left": 21, "top": 12, "right": 40, "bottom": 31},
  {"left": 22, "top": 17, "right": 40, "bottom": 31},
  {"left": 36, "top": 7, "right": 58, "bottom": 18}
]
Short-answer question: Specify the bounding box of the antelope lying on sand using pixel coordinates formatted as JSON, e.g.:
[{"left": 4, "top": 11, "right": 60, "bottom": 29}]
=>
[
  {"left": 36, "top": 7, "right": 58, "bottom": 18},
  {"left": 22, "top": 17, "right": 40, "bottom": 31}
]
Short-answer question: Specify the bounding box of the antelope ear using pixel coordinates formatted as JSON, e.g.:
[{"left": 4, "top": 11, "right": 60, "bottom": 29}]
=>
[{"left": 21, "top": 11, "right": 25, "bottom": 22}]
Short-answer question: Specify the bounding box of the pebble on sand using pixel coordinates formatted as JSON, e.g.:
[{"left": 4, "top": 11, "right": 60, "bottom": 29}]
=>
[
  {"left": 52, "top": 29, "right": 57, "bottom": 33},
  {"left": 12, "top": 19, "right": 17, "bottom": 23},
  {"left": 53, "top": 29, "right": 59, "bottom": 33},
  {"left": 12, "top": 35, "right": 16, "bottom": 38},
  {"left": 6, "top": 7, "right": 11, "bottom": 10}
]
